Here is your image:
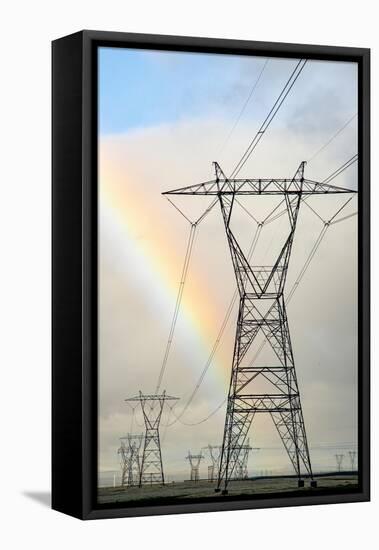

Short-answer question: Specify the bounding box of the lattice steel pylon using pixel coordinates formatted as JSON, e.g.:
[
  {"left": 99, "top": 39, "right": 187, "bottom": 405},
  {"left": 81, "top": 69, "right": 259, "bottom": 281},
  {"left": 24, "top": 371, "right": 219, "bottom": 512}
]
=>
[
  {"left": 233, "top": 438, "right": 252, "bottom": 480},
  {"left": 335, "top": 453, "right": 344, "bottom": 472},
  {"left": 348, "top": 450, "right": 357, "bottom": 471},
  {"left": 118, "top": 434, "right": 144, "bottom": 487},
  {"left": 125, "top": 391, "right": 178, "bottom": 486},
  {"left": 186, "top": 451, "right": 204, "bottom": 481},
  {"left": 118, "top": 439, "right": 129, "bottom": 487},
  {"left": 206, "top": 445, "right": 222, "bottom": 481},
  {"left": 164, "top": 160, "right": 356, "bottom": 494}
]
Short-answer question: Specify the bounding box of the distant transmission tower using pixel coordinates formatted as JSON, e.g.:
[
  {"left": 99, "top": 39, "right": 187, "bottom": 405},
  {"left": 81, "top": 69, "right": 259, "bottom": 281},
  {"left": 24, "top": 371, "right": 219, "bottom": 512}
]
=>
[
  {"left": 233, "top": 439, "right": 252, "bottom": 480},
  {"left": 206, "top": 445, "right": 222, "bottom": 481},
  {"left": 118, "top": 439, "right": 128, "bottom": 487},
  {"left": 125, "top": 391, "right": 178, "bottom": 486},
  {"left": 186, "top": 451, "right": 204, "bottom": 481},
  {"left": 335, "top": 454, "right": 344, "bottom": 472},
  {"left": 118, "top": 434, "right": 143, "bottom": 487},
  {"left": 164, "top": 161, "right": 356, "bottom": 494},
  {"left": 348, "top": 450, "right": 357, "bottom": 471}
]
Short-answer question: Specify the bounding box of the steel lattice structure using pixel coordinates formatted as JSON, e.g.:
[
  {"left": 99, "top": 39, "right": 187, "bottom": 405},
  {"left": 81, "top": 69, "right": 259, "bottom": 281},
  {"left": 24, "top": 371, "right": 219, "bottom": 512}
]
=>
[
  {"left": 205, "top": 445, "right": 222, "bottom": 481},
  {"left": 205, "top": 442, "right": 257, "bottom": 480},
  {"left": 233, "top": 438, "right": 252, "bottom": 480},
  {"left": 164, "top": 161, "right": 356, "bottom": 494},
  {"left": 118, "top": 440, "right": 128, "bottom": 487},
  {"left": 125, "top": 391, "right": 178, "bottom": 486},
  {"left": 335, "top": 454, "right": 344, "bottom": 472},
  {"left": 118, "top": 434, "right": 144, "bottom": 487},
  {"left": 186, "top": 451, "right": 204, "bottom": 481},
  {"left": 348, "top": 450, "right": 357, "bottom": 471}
]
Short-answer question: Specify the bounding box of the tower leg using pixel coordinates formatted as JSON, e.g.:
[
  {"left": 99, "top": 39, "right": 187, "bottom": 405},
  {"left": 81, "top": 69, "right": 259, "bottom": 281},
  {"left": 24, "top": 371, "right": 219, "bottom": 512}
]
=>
[
  {"left": 140, "top": 429, "right": 165, "bottom": 485},
  {"left": 271, "top": 405, "right": 313, "bottom": 482},
  {"left": 216, "top": 294, "right": 314, "bottom": 493}
]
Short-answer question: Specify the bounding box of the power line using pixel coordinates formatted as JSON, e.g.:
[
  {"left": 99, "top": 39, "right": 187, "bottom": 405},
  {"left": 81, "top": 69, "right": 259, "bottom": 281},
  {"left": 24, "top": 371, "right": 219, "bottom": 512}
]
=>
[
  {"left": 161, "top": 402, "right": 178, "bottom": 443},
  {"left": 302, "top": 198, "right": 327, "bottom": 224},
  {"left": 217, "top": 59, "right": 270, "bottom": 155},
  {"left": 330, "top": 211, "right": 357, "bottom": 226},
  {"left": 286, "top": 225, "right": 328, "bottom": 303},
  {"left": 263, "top": 443, "right": 357, "bottom": 450},
  {"left": 155, "top": 223, "right": 197, "bottom": 393},
  {"left": 322, "top": 154, "right": 358, "bottom": 184},
  {"left": 329, "top": 195, "right": 354, "bottom": 222},
  {"left": 128, "top": 405, "right": 144, "bottom": 428},
  {"left": 230, "top": 59, "right": 308, "bottom": 177},
  {"left": 165, "top": 196, "right": 193, "bottom": 224},
  {"left": 307, "top": 113, "right": 357, "bottom": 163},
  {"left": 156, "top": 198, "right": 219, "bottom": 393},
  {"left": 173, "top": 398, "right": 227, "bottom": 427}
]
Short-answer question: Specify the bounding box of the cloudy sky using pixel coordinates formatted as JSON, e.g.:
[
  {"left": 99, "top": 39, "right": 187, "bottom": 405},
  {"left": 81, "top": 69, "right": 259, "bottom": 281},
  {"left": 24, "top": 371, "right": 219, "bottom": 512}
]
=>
[{"left": 98, "top": 47, "right": 358, "bottom": 483}]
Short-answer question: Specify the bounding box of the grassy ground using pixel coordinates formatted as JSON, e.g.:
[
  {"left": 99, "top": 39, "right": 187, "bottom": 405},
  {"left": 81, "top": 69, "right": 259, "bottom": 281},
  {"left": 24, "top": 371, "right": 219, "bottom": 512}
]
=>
[{"left": 98, "top": 474, "right": 358, "bottom": 506}]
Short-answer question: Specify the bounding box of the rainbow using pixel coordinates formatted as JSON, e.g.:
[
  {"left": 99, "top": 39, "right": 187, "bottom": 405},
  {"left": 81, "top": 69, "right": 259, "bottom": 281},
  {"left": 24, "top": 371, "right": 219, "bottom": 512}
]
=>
[{"left": 99, "top": 140, "right": 232, "bottom": 395}]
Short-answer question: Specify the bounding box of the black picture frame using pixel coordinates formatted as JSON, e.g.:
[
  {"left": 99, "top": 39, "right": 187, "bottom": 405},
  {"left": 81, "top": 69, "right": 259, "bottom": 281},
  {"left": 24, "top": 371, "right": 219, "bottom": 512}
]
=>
[{"left": 52, "top": 30, "right": 370, "bottom": 520}]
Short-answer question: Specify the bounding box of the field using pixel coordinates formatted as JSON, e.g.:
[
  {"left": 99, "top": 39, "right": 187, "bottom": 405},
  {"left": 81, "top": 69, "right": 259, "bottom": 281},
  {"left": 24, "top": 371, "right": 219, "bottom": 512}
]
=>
[{"left": 98, "top": 473, "right": 358, "bottom": 506}]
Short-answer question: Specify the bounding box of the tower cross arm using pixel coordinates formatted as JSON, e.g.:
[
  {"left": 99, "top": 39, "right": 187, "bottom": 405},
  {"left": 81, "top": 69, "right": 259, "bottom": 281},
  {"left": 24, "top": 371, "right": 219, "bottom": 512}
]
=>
[
  {"left": 125, "top": 393, "right": 179, "bottom": 402},
  {"left": 163, "top": 177, "right": 356, "bottom": 196}
]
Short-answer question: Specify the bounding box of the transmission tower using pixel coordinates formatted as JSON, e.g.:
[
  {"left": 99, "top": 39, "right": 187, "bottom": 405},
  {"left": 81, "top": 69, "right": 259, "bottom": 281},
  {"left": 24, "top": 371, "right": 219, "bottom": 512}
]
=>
[
  {"left": 164, "top": 160, "right": 356, "bottom": 494},
  {"left": 233, "top": 438, "right": 252, "bottom": 480},
  {"left": 118, "top": 434, "right": 144, "bottom": 487},
  {"left": 206, "top": 445, "right": 222, "bottom": 481},
  {"left": 118, "top": 439, "right": 128, "bottom": 487},
  {"left": 348, "top": 450, "right": 357, "bottom": 471},
  {"left": 335, "top": 453, "right": 344, "bottom": 472},
  {"left": 125, "top": 391, "right": 178, "bottom": 486},
  {"left": 186, "top": 451, "right": 204, "bottom": 481}
]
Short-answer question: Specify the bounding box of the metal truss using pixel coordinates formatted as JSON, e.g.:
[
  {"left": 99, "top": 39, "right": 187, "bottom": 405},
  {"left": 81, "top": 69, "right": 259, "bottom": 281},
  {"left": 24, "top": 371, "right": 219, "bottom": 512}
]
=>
[
  {"left": 118, "top": 440, "right": 128, "bottom": 487},
  {"left": 205, "top": 445, "right": 222, "bottom": 481},
  {"left": 164, "top": 168, "right": 354, "bottom": 198},
  {"left": 348, "top": 450, "right": 357, "bottom": 471},
  {"left": 125, "top": 391, "right": 178, "bottom": 486},
  {"left": 164, "top": 161, "right": 356, "bottom": 494},
  {"left": 118, "top": 434, "right": 144, "bottom": 487},
  {"left": 232, "top": 438, "right": 252, "bottom": 480},
  {"left": 186, "top": 451, "right": 204, "bottom": 482},
  {"left": 205, "top": 442, "right": 258, "bottom": 480},
  {"left": 335, "top": 454, "right": 344, "bottom": 472}
]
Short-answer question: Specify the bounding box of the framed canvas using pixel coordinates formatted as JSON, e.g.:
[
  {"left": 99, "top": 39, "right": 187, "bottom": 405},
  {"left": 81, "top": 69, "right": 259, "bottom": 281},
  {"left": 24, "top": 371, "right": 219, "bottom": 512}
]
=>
[{"left": 52, "top": 30, "right": 370, "bottom": 520}]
